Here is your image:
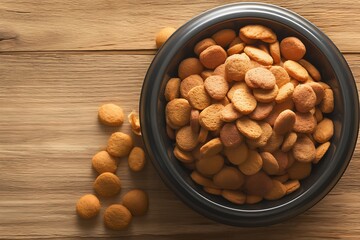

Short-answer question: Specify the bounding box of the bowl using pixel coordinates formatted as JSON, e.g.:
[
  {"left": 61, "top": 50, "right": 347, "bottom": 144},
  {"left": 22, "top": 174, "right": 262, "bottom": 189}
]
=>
[{"left": 140, "top": 2, "right": 359, "bottom": 226}]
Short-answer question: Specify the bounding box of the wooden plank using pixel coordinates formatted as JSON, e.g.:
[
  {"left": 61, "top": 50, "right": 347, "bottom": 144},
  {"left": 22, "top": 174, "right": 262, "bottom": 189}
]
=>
[
  {"left": 0, "top": 52, "right": 359, "bottom": 239},
  {"left": 0, "top": 0, "right": 359, "bottom": 52}
]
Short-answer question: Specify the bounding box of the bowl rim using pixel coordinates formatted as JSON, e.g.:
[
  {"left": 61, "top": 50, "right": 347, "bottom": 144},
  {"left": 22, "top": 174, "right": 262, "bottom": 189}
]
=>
[{"left": 140, "top": 2, "right": 359, "bottom": 226}]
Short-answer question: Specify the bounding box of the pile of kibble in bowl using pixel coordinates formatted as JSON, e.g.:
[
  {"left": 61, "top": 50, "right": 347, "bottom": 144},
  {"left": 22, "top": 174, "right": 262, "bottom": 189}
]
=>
[{"left": 163, "top": 25, "right": 334, "bottom": 204}]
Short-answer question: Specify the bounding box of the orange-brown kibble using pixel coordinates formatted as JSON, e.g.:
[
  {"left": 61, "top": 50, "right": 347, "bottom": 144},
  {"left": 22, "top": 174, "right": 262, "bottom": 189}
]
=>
[
  {"left": 98, "top": 103, "right": 124, "bottom": 127},
  {"left": 128, "top": 147, "right": 146, "bottom": 172},
  {"left": 155, "top": 27, "right": 176, "bottom": 48},
  {"left": 76, "top": 194, "right": 101, "bottom": 219},
  {"left": 122, "top": 189, "right": 149, "bottom": 216}
]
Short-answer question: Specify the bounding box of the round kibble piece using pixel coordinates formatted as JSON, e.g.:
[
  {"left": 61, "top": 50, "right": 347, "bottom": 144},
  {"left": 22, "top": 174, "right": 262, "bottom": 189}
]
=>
[
  {"left": 284, "top": 180, "right": 301, "bottom": 194},
  {"left": 239, "top": 150, "right": 263, "bottom": 175},
  {"left": 280, "top": 37, "right": 306, "bottom": 61},
  {"left": 249, "top": 102, "right": 274, "bottom": 120},
  {"left": 261, "top": 152, "right": 279, "bottom": 175},
  {"left": 246, "top": 195, "right": 263, "bottom": 204},
  {"left": 187, "top": 85, "right": 212, "bottom": 110},
  {"left": 104, "top": 204, "right": 132, "bottom": 230},
  {"left": 166, "top": 98, "right": 192, "bottom": 127},
  {"left": 174, "top": 146, "right": 194, "bottom": 163},
  {"left": 292, "top": 136, "right": 316, "bottom": 162},
  {"left": 314, "top": 108, "right": 323, "bottom": 122},
  {"left": 244, "top": 171, "right": 273, "bottom": 197},
  {"left": 220, "top": 123, "right": 243, "bottom": 148},
  {"left": 229, "top": 37, "right": 242, "bottom": 48},
  {"left": 93, "top": 172, "right": 121, "bottom": 198},
  {"left": 199, "top": 104, "right": 224, "bottom": 131},
  {"left": 227, "top": 42, "right": 246, "bottom": 56},
  {"left": 204, "top": 187, "right": 222, "bottom": 195},
  {"left": 107, "top": 132, "right": 133, "bottom": 157},
  {"left": 314, "top": 141, "right": 331, "bottom": 164},
  {"left": 191, "top": 171, "right": 217, "bottom": 188},
  {"left": 196, "top": 154, "right": 224, "bottom": 176},
  {"left": 292, "top": 84, "right": 317, "bottom": 112},
  {"left": 180, "top": 74, "right": 204, "bottom": 99},
  {"left": 212, "top": 29, "right": 236, "bottom": 48},
  {"left": 92, "top": 151, "right": 117, "bottom": 174},
  {"left": 299, "top": 59, "right": 321, "bottom": 81},
  {"left": 190, "top": 109, "right": 200, "bottom": 133},
  {"left": 281, "top": 132, "right": 298, "bottom": 152},
  {"left": 225, "top": 53, "right": 252, "bottom": 81},
  {"left": 213, "top": 167, "right": 245, "bottom": 190},
  {"left": 244, "top": 46, "right": 273, "bottom": 66},
  {"left": 76, "top": 194, "right": 101, "bottom": 219},
  {"left": 236, "top": 117, "right": 263, "bottom": 140},
  {"left": 194, "top": 38, "right": 216, "bottom": 55},
  {"left": 164, "top": 78, "right": 181, "bottom": 101},
  {"left": 178, "top": 58, "right": 204, "bottom": 80},
  {"left": 98, "top": 103, "right": 124, "bottom": 127},
  {"left": 204, "top": 75, "right": 229, "bottom": 100},
  {"left": 213, "top": 64, "right": 226, "bottom": 79},
  {"left": 224, "top": 143, "right": 249, "bottom": 165},
  {"left": 273, "top": 109, "right": 296, "bottom": 135},
  {"left": 245, "top": 67, "right": 276, "bottom": 89},
  {"left": 197, "top": 128, "right": 208, "bottom": 144},
  {"left": 246, "top": 122, "right": 272, "bottom": 148},
  {"left": 313, "top": 118, "right": 334, "bottom": 143},
  {"left": 320, "top": 89, "right": 334, "bottom": 113},
  {"left": 269, "top": 41, "right": 281, "bottom": 64},
  {"left": 293, "top": 112, "right": 317, "bottom": 133},
  {"left": 155, "top": 27, "right": 176, "bottom": 48},
  {"left": 273, "top": 150, "right": 289, "bottom": 174},
  {"left": 273, "top": 174, "right": 289, "bottom": 183},
  {"left": 288, "top": 161, "right": 312, "bottom": 180},
  {"left": 261, "top": 130, "right": 284, "bottom": 152},
  {"left": 128, "top": 147, "right": 146, "bottom": 172},
  {"left": 122, "top": 189, "right": 149, "bottom": 216},
  {"left": 239, "top": 25, "right": 277, "bottom": 43},
  {"left": 270, "top": 66, "right": 290, "bottom": 88},
  {"left": 264, "top": 180, "right": 286, "bottom": 200},
  {"left": 283, "top": 60, "right": 309, "bottom": 82},
  {"left": 200, "top": 45, "right": 227, "bottom": 69},
  {"left": 221, "top": 103, "right": 243, "bottom": 122},
  {"left": 201, "top": 70, "right": 213, "bottom": 79},
  {"left": 222, "top": 190, "right": 246, "bottom": 204},
  {"left": 276, "top": 82, "right": 294, "bottom": 103},
  {"left": 308, "top": 82, "right": 325, "bottom": 105},
  {"left": 176, "top": 126, "right": 198, "bottom": 151},
  {"left": 232, "top": 88, "right": 257, "bottom": 114},
  {"left": 253, "top": 85, "right": 279, "bottom": 103},
  {"left": 200, "top": 138, "right": 223, "bottom": 157}
]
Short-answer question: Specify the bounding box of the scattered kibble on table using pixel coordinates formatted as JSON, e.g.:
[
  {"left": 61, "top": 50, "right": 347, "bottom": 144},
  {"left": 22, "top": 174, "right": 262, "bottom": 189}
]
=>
[{"left": 76, "top": 103, "right": 148, "bottom": 230}]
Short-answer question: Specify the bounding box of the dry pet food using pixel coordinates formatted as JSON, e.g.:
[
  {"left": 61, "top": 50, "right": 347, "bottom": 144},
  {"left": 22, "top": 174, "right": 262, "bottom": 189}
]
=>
[
  {"left": 92, "top": 151, "right": 118, "bottom": 174},
  {"left": 76, "top": 194, "right": 101, "bottom": 219},
  {"left": 163, "top": 24, "right": 334, "bottom": 205},
  {"left": 93, "top": 172, "right": 122, "bottom": 198},
  {"left": 122, "top": 189, "right": 149, "bottom": 216},
  {"left": 104, "top": 204, "right": 132, "bottom": 230},
  {"left": 98, "top": 103, "right": 124, "bottom": 126}
]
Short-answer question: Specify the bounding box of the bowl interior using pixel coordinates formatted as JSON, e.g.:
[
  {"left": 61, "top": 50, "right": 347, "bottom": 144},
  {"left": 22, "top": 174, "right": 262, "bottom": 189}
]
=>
[{"left": 158, "top": 18, "right": 342, "bottom": 211}]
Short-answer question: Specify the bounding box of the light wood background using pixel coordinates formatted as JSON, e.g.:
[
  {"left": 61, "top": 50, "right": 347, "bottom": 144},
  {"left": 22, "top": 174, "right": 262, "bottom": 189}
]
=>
[{"left": 0, "top": 0, "right": 359, "bottom": 239}]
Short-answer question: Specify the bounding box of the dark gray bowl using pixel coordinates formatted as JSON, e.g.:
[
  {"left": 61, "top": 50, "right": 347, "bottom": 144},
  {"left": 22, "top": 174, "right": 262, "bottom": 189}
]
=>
[{"left": 140, "top": 3, "right": 359, "bottom": 226}]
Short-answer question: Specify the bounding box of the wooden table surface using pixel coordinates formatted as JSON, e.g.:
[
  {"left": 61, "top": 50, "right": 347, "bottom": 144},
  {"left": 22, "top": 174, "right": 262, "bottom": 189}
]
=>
[{"left": 1, "top": 1, "right": 359, "bottom": 239}]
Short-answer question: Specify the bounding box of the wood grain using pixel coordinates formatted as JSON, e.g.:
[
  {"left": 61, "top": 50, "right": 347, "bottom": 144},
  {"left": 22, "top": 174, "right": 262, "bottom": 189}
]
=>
[
  {"left": 0, "top": 52, "right": 359, "bottom": 239},
  {"left": 0, "top": 0, "right": 359, "bottom": 52}
]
